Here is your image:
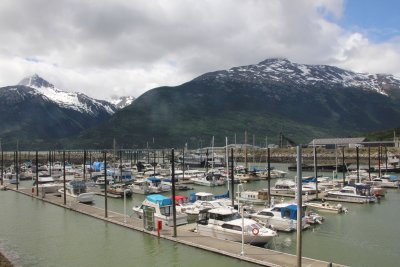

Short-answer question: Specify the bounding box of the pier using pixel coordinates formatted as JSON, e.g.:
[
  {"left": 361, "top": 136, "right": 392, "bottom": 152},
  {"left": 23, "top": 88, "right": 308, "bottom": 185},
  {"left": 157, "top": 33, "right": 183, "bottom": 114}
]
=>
[{"left": 4, "top": 185, "right": 345, "bottom": 267}]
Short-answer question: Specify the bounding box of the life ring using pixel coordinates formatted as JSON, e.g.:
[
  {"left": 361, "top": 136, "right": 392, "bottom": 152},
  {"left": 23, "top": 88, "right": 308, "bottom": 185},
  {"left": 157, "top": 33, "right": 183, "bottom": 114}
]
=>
[{"left": 252, "top": 228, "right": 259, "bottom": 236}]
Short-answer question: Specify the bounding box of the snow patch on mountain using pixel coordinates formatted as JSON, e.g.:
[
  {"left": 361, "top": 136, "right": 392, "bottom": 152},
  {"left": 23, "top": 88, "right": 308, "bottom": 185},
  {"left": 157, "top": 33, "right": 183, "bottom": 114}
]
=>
[
  {"left": 19, "top": 74, "right": 117, "bottom": 115},
  {"left": 195, "top": 58, "right": 400, "bottom": 96},
  {"left": 110, "top": 96, "right": 135, "bottom": 109}
]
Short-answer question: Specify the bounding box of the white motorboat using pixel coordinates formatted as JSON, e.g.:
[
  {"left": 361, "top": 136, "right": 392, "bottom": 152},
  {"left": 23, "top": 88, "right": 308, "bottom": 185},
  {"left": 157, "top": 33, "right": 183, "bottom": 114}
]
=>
[
  {"left": 127, "top": 177, "right": 169, "bottom": 195},
  {"left": 305, "top": 201, "right": 348, "bottom": 214},
  {"left": 132, "top": 194, "right": 188, "bottom": 227},
  {"left": 236, "top": 184, "right": 269, "bottom": 205},
  {"left": 33, "top": 175, "right": 63, "bottom": 193},
  {"left": 371, "top": 176, "right": 398, "bottom": 188},
  {"left": 324, "top": 183, "right": 376, "bottom": 203},
  {"left": 196, "top": 207, "right": 277, "bottom": 245},
  {"left": 271, "top": 179, "right": 296, "bottom": 194},
  {"left": 128, "top": 179, "right": 151, "bottom": 194},
  {"left": 58, "top": 180, "right": 95, "bottom": 203},
  {"left": 175, "top": 195, "right": 227, "bottom": 222},
  {"left": 95, "top": 176, "right": 114, "bottom": 187},
  {"left": 249, "top": 203, "right": 310, "bottom": 232},
  {"left": 190, "top": 172, "right": 225, "bottom": 187}
]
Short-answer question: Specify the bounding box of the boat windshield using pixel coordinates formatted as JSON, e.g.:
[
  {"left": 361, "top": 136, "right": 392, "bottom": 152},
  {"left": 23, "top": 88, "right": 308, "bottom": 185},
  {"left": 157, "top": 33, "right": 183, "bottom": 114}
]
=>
[
  {"left": 160, "top": 206, "right": 171, "bottom": 216},
  {"left": 210, "top": 212, "right": 241, "bottom": 221}
]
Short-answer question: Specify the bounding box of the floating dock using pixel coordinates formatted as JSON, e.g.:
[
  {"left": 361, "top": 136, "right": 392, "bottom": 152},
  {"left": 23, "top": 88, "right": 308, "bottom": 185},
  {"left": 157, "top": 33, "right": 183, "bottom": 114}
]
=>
[{"left": 4, "top": 185, "right": 346, "bottom": 267}]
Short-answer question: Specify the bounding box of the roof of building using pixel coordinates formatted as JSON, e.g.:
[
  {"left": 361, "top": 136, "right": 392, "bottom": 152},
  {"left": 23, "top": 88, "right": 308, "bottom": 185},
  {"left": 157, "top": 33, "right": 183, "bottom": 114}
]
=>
[{"left": 309, "top": 137, "right": 366, "bottom": 146}]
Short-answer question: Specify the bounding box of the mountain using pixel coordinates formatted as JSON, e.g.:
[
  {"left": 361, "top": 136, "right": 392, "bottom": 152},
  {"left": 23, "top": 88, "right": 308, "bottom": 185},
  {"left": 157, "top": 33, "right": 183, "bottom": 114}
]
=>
[
  {"left": 73, "top": 58, "right": 400, "bottom": 149},
  {"left": 18, "top": 74, "right": 117, "bottom": 115},
  {"left": 0, "top": 75, "right": 119, "bottom": 149}
]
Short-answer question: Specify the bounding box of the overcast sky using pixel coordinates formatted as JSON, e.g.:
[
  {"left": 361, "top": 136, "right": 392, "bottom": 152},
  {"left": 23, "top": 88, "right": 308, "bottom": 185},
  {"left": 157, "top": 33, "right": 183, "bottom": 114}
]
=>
[{"left": 0, "top": 0, "right": 399, "bottom": 100}]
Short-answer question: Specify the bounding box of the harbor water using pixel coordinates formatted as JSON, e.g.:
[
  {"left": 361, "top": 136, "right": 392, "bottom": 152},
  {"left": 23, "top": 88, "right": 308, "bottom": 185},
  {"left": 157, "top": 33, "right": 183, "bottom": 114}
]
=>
[{"left": 1, "top": 163, "right": 400, "bottom": 267}]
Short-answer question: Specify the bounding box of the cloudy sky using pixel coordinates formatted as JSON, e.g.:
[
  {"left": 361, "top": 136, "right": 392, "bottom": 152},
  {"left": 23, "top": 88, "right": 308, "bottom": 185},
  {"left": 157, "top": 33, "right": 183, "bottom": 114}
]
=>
[{"left": 0, "top": 0, "right": 399, "bottom": 100}]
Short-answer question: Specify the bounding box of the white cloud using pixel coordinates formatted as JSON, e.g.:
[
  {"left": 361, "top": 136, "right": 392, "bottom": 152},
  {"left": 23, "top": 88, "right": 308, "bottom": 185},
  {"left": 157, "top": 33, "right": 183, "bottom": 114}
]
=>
[{"left": 0, "top": 0, "right": 399, "bottom": 99}]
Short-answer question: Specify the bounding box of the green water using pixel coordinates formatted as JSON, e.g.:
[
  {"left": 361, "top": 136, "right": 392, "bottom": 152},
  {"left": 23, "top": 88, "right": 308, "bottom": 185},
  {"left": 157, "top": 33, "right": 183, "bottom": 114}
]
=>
[
  {"left": 0, "top": 191, "right": 258, "bottom": 267},
  {"left": 1, "top": 163, "right": 400, "bottom": 267}
]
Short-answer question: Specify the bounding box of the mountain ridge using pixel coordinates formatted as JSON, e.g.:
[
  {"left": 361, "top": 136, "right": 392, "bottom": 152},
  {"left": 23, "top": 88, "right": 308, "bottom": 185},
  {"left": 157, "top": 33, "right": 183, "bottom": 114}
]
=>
[{"left": 72, "top": 58, "right": 400, "bottom": 149}]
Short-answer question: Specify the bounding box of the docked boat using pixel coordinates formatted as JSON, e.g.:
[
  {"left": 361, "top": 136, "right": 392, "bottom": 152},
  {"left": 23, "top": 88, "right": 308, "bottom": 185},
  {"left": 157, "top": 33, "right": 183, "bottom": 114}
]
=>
[
  {"left": 371, "top": 176, "right": 399, "bottom": 188},
  {"left": 132, "top": 194, "right": 188, "bottom": 226},
  {"left": 128, "top": 179, "right": 151, "bottom": 195},
  {"left": 174, "top": 195, "right": 227, "bottom": 222},
  {"left": 270, "top": 179, "right": 296, "bottom": 194},
  {"left": 106, "top": 184, "right": 133, "bottom": 197},
  {"left": 95, "top": 176, "right": 114, "bottom": 187},
  {"left": 190, "top": 172, "right": 225, "bottom": 187},
  {"left": 33, "top": 175, "right": 62, "bottom": 193},
  {"left": 58, "top": 180, "right": 95, "bottom": 203},
  {"left": 324, "top": 183, "right": 376, "bottom": 203},
  {"left": 249, "top": 203, "right": 310, "bottom": 232},
  {"left": 196, "top": 207, "right": 277, "bottom": 245},
  {"left": 305, "top": 201, "right": 348, "bottom": 214},
  {"left": 235, "top": 184, "right": 269, "bottom": 205}
]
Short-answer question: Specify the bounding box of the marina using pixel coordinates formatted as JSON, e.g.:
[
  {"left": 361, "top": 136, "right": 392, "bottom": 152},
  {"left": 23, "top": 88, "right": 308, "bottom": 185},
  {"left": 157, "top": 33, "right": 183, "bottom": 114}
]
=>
[
  {"left": 2, "top": 184, "right": 341, "bottom": 267},
  {"left": 1, "top": 149, "right": 400, "bottom": 267}
]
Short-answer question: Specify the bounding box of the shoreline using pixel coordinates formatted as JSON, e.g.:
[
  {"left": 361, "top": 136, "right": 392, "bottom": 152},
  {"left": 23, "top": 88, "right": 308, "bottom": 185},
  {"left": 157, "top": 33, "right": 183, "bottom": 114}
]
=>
[{"left": 0, "top": 252, "right": 14, "bottom": 267}]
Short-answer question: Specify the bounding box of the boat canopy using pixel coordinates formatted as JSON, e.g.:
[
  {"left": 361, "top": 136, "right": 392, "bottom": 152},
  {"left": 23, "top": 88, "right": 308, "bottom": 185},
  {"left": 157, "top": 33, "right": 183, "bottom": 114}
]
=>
[
  {"left": 302, "top": 177, "right": 317, "bottom": 183},
  {"left": 353, "top": 183, "right": 371, "bottom": 190},
  {"left": 147, "top": 177, "right": 161, "bottom": 182},
  {"left": 146, "top": 194, "right": 172, "bottom": 207},
  {"left": 281, "top": 204, "right": 300, "bottom": 220},
  {"left": 214, "top": 191, "right": 229, "bottom": 199},
  {"left": 92, "top": 162, "right": 104, "bottom": 171}
]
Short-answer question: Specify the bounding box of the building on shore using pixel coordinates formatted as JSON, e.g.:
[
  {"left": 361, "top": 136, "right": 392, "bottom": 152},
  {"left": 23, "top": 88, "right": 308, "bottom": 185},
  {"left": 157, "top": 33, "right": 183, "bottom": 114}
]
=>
[{"left": 309, "top": 137, "right": 367, "bottom": 148}]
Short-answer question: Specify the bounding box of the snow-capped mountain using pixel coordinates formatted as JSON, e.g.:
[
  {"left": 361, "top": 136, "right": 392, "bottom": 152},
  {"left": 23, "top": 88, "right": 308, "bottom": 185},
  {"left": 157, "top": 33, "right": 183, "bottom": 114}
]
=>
[
  {"left": 76, "top": 58, "right": 400, "bottom": 148},
  {"left": 18, "top": 74, "right": 117, "bottom": 115},
  {"left": 110, "top": 96, "right": 135, "bottom": 109},
  {"left": 195, "top": 58, "right": 400, "bottom": 96}
]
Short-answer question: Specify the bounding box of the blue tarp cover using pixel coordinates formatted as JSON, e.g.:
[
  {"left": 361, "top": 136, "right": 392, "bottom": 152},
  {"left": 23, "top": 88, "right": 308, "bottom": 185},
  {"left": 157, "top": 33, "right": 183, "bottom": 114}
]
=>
[
  {"left": 147, "top": 177, "right": 161, "bottom": 182},
  {"left": 146, "top": 194, "right": 172, "bottom": 207},
  {"left": 214, "top": 191, "right": 229, "bottom": 199},
  {"left": 302, "top": 177, "right": 317, "bottom": 183},
  {"left": 281, "top": 204, "right": 298, "bottom": 220},
  {"left": 92, "top": 162, "right": 104, "bottom": 171}
]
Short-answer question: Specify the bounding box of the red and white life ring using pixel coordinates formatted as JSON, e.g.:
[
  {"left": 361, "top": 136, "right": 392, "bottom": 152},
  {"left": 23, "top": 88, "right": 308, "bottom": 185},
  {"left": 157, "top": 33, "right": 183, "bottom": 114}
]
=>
[{"left": 252, "top": 228, "right": 259, "bottom": 236}]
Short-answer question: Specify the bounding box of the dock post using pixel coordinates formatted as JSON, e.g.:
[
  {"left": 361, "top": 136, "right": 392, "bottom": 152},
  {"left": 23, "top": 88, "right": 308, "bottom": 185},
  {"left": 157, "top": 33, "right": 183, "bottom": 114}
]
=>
[
  {"left": 296, "top": 145, "right": 303, "bottom": 267},
  {"left": 171, "top": 148, "right": 177, "bottom": 237},
  {"left": 104, "top": 151, "right": 108, "bottom": 218},
  {"left": 313, "top": 146, "right": 318, "bottom": 200},
  {"left": 36, "top": 151, "right": 39, "bottom": 197},
  {"left": 120, "top": 150, "right": 123, "bottom": 183},
  {"left": 342, "top": 147, "right": 346, "bottom": 185},
  {"left": 385, "top": 146, "right": 388, "bottom": 173},
  {"left": 83, "top": 150, "right": 87, "bottom": 181},
  {"left": 368, "top": 147, "right": 371, "bottom": 180},
  {"left": 63, "top": 150, "right": 66, "bottom": 205},
  {"left": 205, "top": 149, "right": 209, "bottom": 172},
  {"left": 16, "top": 150, "right": 19, "bottom": 190},
  {"left": 378, "top": 145, "right": 381, "bottom": 177},
  {"left": 267, "top": 147, "right": 271, "bottom": 206},
  {"left": 356, "top": 147, "right": 360, "bottom": 183},
  {"left": 1, "top": 149, "right": 3, "bottom": 186},
  {"left": 230, "top": 148, "right": 234, "bottom": 207}
]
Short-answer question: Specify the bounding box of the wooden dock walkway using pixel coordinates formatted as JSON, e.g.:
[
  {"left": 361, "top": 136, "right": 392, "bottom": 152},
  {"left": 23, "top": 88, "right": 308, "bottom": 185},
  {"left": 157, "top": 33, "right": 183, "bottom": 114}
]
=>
[{"left": 4, "top": 185, "right": 346, "bottom": 267}]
